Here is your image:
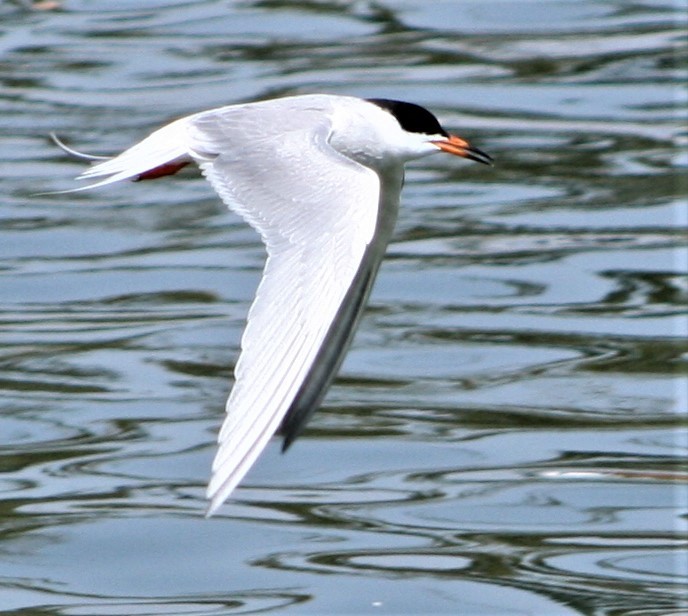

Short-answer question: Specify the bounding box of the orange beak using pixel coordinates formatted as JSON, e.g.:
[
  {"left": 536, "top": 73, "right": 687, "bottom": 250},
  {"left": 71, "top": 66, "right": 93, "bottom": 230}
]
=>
[{"left": 432, "top": 134, "right": 493, "bottom": 165}]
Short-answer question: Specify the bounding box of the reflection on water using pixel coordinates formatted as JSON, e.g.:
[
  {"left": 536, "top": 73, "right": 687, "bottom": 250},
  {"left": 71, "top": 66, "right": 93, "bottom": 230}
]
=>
[{"left": 1, "top": 0, "right": 686, "bottom": 614}]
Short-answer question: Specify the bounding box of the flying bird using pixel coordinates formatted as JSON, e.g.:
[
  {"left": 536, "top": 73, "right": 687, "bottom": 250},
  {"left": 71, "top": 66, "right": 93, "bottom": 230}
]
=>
[{"left": 52, "top": 94, "right": 492, "bottom": 515}]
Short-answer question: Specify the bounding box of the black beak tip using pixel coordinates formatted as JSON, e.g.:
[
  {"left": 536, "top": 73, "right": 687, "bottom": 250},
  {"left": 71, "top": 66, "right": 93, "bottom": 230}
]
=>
[{"left": 467, "top": 146, "right": 494, "bottom": 166}]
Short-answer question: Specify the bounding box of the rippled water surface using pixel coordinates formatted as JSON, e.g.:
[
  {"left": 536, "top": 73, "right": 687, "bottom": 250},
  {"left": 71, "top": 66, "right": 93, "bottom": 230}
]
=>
[{"left": 1, "top": 1, "right": 687, "bottom": 614}]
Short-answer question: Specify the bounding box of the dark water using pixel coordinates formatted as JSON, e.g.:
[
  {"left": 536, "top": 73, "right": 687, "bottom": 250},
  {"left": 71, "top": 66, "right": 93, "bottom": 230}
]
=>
[{"left": 1, "top": 1, "right": 686, "bottom": 614}]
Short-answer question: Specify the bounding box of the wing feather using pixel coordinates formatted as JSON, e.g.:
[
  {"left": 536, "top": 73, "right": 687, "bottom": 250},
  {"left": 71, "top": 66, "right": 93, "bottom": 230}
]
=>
[{"left": 187, "top": 103, "right": 385, "bottom": 514}]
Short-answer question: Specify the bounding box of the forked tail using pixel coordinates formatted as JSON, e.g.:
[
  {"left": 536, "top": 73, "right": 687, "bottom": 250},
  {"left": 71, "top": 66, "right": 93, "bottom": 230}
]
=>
[{"left": 51, "top": 117, "right": 193, "bottom": 193}]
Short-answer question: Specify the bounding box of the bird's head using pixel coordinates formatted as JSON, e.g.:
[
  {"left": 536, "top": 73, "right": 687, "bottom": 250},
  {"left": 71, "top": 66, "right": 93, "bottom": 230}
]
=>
[{"left": 366, "top": 98, "right": 493, "bottom": 166}]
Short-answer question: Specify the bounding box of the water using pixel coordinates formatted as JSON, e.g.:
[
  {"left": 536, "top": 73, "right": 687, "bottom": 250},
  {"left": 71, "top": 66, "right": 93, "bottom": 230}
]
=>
[{"left": 1, "top": 0, "right": 686, "bottom": 614}]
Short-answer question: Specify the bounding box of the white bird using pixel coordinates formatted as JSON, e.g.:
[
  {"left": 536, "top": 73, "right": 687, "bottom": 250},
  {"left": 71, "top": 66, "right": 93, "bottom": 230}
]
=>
[{"left": 52, "top": 94, "right": 492, "bottom": 515}]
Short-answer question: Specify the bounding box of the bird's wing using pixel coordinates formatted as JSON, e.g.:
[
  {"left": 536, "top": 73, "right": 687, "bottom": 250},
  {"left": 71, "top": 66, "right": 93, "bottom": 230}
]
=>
[{"left": 186, "top": 106, "right": 383, "bottom": 514}]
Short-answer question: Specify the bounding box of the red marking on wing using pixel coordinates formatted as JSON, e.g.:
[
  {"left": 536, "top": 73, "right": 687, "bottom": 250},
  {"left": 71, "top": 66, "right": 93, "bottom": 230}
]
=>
[{"left": 135, "top": 161, "right": 190, "bottom": 181}]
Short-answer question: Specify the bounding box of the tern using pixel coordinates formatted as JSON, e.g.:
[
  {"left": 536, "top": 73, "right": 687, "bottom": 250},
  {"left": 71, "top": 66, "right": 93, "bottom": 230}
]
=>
[{"left": 52, "top": 94, "right": 492, "bottom": 515}]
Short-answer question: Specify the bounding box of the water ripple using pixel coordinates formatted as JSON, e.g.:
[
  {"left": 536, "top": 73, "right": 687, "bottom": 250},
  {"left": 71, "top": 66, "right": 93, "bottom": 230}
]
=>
[{"left": 1, "top": 0, "right": 685, "bottom": 613}]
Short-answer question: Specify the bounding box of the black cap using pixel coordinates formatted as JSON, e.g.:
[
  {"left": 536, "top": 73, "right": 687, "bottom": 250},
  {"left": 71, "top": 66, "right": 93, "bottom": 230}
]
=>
[{"left": 367, "top": 98, "right": 448, "bottom": 137}]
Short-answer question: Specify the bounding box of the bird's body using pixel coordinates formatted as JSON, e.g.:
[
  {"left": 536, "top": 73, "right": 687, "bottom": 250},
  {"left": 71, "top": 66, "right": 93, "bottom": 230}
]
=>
[{"left": 53, "top": 94, "right": 492, "bottom": 515}]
